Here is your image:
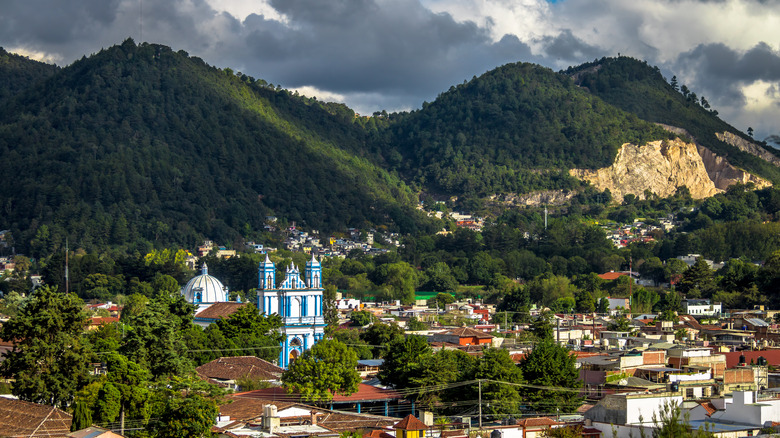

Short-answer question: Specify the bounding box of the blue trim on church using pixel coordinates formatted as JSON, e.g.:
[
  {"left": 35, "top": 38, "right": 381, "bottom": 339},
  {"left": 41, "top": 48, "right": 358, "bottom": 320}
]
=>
[{"left": 257, "top": 255, "right": 326, "bottom": 368}]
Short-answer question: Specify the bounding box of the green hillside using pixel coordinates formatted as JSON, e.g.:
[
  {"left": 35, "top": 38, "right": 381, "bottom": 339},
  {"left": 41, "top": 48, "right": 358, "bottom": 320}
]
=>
[
  {"left": 380, "top": 62, "right": 674, "bottom": 197},
  {"left": 564, "top": 56, "right": 780, "bottom": 183},
  {"left": 0, "top": 40, "right": 433, "bottom": 255},
  {"left": 0, "top": 47, "right": 59, "bottom": 102}
]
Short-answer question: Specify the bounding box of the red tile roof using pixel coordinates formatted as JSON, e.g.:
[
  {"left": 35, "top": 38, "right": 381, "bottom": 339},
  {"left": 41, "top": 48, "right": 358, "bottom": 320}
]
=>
[
  {"left": 218, "top": 395, "right": 398, "bottom": 431},
  {"left": 699, "top": 402, "right": 717, "bottom": 416},
  {"left": 598, "top": 272, "right": 627, "bottom": 281},
  {"left": 443, "top": 327, "right": 494, "bottom": 339},
  {"left": 393, "top": 415, "right": 427, "bottom": 431},
  {"left": 236, "top": 383, "right": 403, "bottom": 403},
  {"left": 90, "top": 316, "right": 119, "bottom": 326},
  {"left": 0, "top": 398, "right": 72, "bottom": 437},
  {"left": 516, "top": 417, "right": 561, "bottom": 428},
  {"left": 196, "top": 356, "right": 284, "bottom": 381},
  {"left": 365, "top": 429, "right": 396, "bottom": 438},
  {"left": 195, "top": 302, "right": 248, "bottom": 320}
]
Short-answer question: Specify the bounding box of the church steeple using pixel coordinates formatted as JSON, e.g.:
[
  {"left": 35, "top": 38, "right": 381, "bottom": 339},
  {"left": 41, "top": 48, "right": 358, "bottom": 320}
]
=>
[
  {"left": 305, "top": 254, "right": 322, "bottom": 289},
  {"left": 258, "top": 254, "right": 275, "bottom": 290}
]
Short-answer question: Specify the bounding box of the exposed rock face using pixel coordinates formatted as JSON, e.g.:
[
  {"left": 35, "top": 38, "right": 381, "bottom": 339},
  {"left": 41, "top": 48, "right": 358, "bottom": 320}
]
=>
[
  {"left": 490, "top": 190, "right": 575, "bottom": 207},
  {"left": 716, "top": 131, "right": 780, "bottom": 166},
  {"left": 570, "top": 138, "right": 770, "bottom": 201},
  {"left": 696, "top": 145, "right": 770, "bottom": 190}
]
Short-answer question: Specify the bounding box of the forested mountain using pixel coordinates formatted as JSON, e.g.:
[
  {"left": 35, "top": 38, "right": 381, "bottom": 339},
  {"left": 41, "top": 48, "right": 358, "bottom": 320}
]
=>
[
  {"left": 0, "top": 39, "right": 433, "bottom": 255},
  {"left": 379, "top": 62, "right": 675, "bottom": 198},
  {"left": 0, "top": 47, "right": 59, "bottom": 102},
  {"left": 1, "top": 42, "right": 776, "bottom": 255},
  {"left": 565, "top": 56, "right": 780, "bottom": 183}
]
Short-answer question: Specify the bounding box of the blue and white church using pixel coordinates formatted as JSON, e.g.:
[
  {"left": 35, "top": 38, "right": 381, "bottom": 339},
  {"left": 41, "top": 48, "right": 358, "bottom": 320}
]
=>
[{"left": 257, "top": 254, "right": 326, "bottom": 368}]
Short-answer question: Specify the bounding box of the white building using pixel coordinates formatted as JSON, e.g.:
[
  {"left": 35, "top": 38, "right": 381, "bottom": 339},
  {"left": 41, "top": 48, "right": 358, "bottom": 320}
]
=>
[
  {"left": 181, "top": 263, "right": 230, "bottom": 310},
  {"left": 682, "top": 299, "right": 722, "bottom": 317},
  {"left": 258, "top": 255, "right": 326, "bottom": 368}
]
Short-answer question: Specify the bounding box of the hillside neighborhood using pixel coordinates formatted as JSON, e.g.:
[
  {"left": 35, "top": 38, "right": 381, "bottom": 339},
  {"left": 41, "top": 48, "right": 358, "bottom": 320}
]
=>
[{"left": 4, "top": 240, "right": 780, "bottom": 437}]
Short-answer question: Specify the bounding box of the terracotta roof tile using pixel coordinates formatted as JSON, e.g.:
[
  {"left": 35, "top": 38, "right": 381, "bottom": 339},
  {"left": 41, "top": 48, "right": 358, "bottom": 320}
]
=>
[
  {"left": 364, "top": 429, "right": 395, "bottom": 438},
  {"left": 393, "top": 415, "right": 427, "bottom": 431},
  {"left": 700, "top": 402, "right": 717, "bottom": 416},
  {"left": 443, "top": 327, "right": 494, "bottom": 339},
  {"left": 236, "top": 383, "right": 402, "bottom": 403},
  {"left": 598, "top": 272, "right": 626, "bottom": 281},
  {"left": 196, "top": 356, "right": 284, "bottom": 381},
  {"left": 0, "top": 398, "right": 72, "bottom": 437},
  {"left": 517, "top": 417, "right": 561, "bottom": 428},
  {"left": 218, "top": 395, "right": 398, "bottom": 432},
  {"left": 195, "top": 302, "right": 248, "bottom": 320}
]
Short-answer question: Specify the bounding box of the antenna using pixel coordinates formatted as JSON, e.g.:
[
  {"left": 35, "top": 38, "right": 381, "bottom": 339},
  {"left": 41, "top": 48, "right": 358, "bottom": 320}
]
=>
[
  {"left": 65, "top": 238, "right": 69, "bottom": 294},
  {"left": 139, "top": 0, "right": 143, "bottom": 43}
]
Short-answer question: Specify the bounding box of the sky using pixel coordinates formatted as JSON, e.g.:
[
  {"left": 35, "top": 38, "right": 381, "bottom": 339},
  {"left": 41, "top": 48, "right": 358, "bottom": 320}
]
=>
[{"left": 1, "top": 0, "right": 778, "bottom": 145}]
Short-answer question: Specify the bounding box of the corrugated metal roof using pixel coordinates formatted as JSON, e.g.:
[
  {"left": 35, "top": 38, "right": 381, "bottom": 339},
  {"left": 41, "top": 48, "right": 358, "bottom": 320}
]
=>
[{"left": 746, "top": 318, "right": 769, "bottom": 327}]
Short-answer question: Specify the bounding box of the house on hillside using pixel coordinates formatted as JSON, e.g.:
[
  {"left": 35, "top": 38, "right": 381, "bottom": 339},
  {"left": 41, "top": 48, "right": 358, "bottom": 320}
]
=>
[{"left": 431, "top": 327, "right": 495, "bottom": 347}]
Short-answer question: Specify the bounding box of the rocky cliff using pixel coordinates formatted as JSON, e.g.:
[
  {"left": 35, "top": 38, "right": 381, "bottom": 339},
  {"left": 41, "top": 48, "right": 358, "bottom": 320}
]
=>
[
  {"left": 570, "top": 138, "right": 770, "bottom": 201},
  {"left": 716, "top": 131, "right": 780, "bottom": 166}
]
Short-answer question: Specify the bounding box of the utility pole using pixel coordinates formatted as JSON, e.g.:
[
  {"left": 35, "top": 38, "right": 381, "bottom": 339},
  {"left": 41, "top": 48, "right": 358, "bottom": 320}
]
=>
[
  {"left": 478, "top": 379, "right": 482, "bottom": 430},
  {"left": 629, "top": 255, "right": 633, "bottom": 314}
]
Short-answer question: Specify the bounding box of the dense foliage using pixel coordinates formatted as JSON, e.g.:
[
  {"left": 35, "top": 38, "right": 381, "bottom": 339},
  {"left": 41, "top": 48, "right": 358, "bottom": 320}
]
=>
[
  {"left": 0, "top": 39, "right": 432, "bottom": 255},
  {"left": 565, "top": 56, "right": 780, "bottom": 183},
  {"left": 0, "top": 47, "right": 58, "bottom": 101},
  {"left": 381, "top": 62, "right": 673, "bottom": 197}
]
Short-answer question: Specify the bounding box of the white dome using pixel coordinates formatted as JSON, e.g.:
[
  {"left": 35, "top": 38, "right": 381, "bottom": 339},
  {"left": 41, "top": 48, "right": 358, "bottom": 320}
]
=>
[{"left": 182, "top": 264, "right": 228, "bottom": 304}]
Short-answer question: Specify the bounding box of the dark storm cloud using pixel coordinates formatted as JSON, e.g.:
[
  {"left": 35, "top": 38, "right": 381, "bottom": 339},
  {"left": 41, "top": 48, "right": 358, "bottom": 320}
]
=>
[
  {"left": 540, "top": 29, "right": 601, "bottom": 62},
  {"left": 0, "top": 0, "right": 121, "bottom": 53},
  {"left": 237, "top": 0, "right": 533, "bottom": 97},
  {"left": 673, "top": 42, "right": 780, "bottom": 106}
]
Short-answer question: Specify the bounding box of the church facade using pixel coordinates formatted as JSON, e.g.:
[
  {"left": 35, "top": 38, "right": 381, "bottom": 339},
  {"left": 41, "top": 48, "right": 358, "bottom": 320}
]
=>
[{"left": 257, "top": 254, "right": 326, "bottom": 368}]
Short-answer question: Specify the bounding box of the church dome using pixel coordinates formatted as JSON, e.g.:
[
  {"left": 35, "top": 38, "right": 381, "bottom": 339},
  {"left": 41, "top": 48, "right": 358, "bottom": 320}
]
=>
[{"left": 182, "top": 263, "right": 229, "bottom": 304}]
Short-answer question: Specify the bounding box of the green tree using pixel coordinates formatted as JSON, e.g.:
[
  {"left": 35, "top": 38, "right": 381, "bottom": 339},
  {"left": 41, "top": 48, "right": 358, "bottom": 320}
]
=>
[
  {"left": 677, "top": 257, "right": 716, "bottom": 298},
  {"left": 421, "top": 263, "right": 459, "bottom": 292},
  {"left": 378, "top": 335, "right": 432, "bottom": 389},
  {"left": 470, "top": 348, "right": 524, "bottom": 416},
  {"left": 652, "top": 400, "right": 714, "bottom": 438},
  {"left": 407, "top": 317, "right": 427, "bottom": 330},
  {"left": 378, "top": 261, "right": 418, "bottom": 305},
  {"left": 332, "top": 329, "right": 373, "bottom": 360},
  {"left": 518, "top": 338, "right": 582, "bottom": 413},
  {"left": 120, "top": 294, "right": 195, "bottom": 379},
  {"left": 281, "top": 339, "right": 360, "bottom": 402},
  {"left": 212, "top": 304, "right": 283, "bottom": 361},
  {"left": 155, "top": 393, "right": 218, "bottom": 438},
  {"left": 608, "top": 316, "right": 635, "bottom": 333},
  {"left": 94, "top": 382, "right": 122, "bottom": 423},
  {"left": 349, "top": 310, "right": 374, "bottom": 327},
  {"left": 360, "top": 322, "right": 405, "bottom": 358},
  {"left": 428, "top": 292, "right": 456, "bottom": 309},
  {"left": 71, "top": 399, "right": 93, "bottom": 431},
  {"left": 323, "top": 284, "right": 340, "bottom": 334},
  {"left": 0, "top": 286, "right": 91, "bottom": 408}
]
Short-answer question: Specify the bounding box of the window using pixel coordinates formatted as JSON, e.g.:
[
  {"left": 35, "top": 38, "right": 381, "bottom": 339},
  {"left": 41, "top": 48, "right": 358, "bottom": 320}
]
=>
[{"left": 686, "top": 388, "right": 694, "bottom": 398}]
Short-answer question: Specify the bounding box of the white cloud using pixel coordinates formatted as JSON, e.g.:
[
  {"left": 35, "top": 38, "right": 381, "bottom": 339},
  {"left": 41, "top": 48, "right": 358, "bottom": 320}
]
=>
[
  {"left": 203, "top": 0, "right": 288, "bottom": 23},
  {"left": 5, "top": 46, "right": 63, "bottom": 64}
]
